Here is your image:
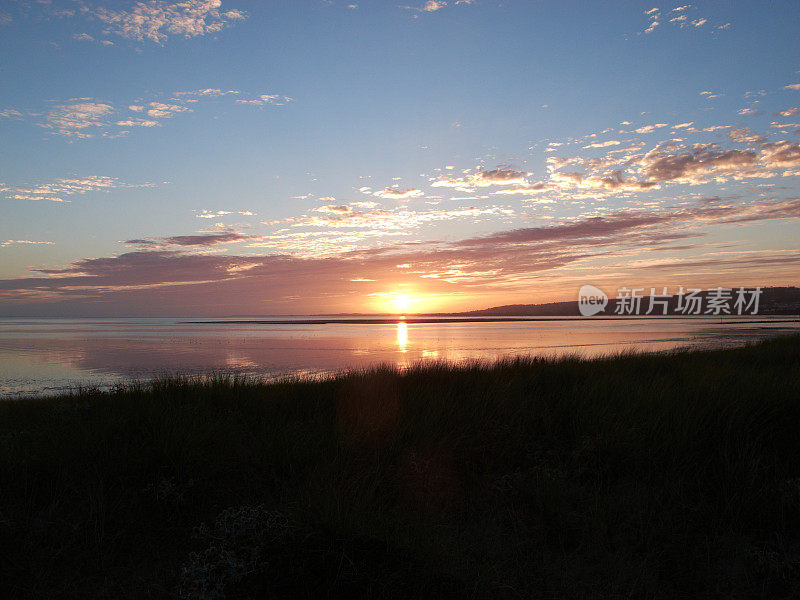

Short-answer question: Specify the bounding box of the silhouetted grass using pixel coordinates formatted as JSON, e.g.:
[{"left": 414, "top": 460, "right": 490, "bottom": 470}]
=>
[{"left": 1, "top": 335, "right": 800, "bottom": 599}]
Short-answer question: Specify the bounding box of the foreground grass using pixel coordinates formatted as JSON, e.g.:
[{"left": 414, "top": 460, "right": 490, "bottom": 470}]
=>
[{"left": 1, "top": 336, "right": 800, "bottom": 599}]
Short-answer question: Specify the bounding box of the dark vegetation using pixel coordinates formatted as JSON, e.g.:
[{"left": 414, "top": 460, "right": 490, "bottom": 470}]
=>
[{"left": 1, "top": 335, "right": 800, "bottom": 599}]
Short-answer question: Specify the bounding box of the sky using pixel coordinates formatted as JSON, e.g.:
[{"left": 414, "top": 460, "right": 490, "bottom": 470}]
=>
[{"left": 0, "top": 0, "right": 799, "bottom": 316}]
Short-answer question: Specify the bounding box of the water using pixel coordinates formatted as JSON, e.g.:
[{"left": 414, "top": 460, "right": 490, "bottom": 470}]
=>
[{"left": 0, "top": 316, "right": 797, "bottom": 398}]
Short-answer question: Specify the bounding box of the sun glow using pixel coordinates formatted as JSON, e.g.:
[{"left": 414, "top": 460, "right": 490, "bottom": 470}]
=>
[
  {"left": 369, "top": 289, "right": 454, "bottom": 314},
  {"left": 393, "top": 293, "right": 412, "bottom": 313}
]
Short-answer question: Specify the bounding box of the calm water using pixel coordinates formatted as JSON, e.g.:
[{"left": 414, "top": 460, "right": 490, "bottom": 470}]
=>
[{"left": 1, "top": 316, "right": 797, "bottom": 398}]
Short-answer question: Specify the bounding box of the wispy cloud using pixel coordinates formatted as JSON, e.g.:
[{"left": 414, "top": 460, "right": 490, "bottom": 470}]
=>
[
  {"left": 1, "top": 175, "right": 154, "bottom": 203},
  {"left": 196, "top": 209, "right": 255, "bottom": 219},
  {"left": 173, "top": 88, "right": 240, "bottom": 99},
  {"left": 0, "top": 108, "right": 24, "bottom": 120},
  {"left": 0, "top": 240, "right": 54, "bottom": 248},
  {"left": 72, "top": 32, "right": 114, "bottom": 45},
  {"left": 401, "top": 1, "right": 444, "bottom": 13},
  {"left": 235, "top": 94, "right": 293, "bottom": 107},
  {"left": 373, "top": 187, "right": 424, "bottom": 199},
  {"left": 15, "top": 88, "right": 289, "bottom": 138},
  {"left": 491, "top": 182, "right": 552, "bottom": 195},
  {"left": 400, "top": 0, "right": 473, "bottom": 15}
]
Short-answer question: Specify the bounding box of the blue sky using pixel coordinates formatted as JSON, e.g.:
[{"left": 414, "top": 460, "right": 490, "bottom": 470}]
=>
[{"left": 0, "top": 0, "right": 799, "bottom": 315}]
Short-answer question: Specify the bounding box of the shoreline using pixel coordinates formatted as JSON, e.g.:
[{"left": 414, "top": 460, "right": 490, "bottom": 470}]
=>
[{"left": 180, "top": 316, "right": 800, "bottom": 325}]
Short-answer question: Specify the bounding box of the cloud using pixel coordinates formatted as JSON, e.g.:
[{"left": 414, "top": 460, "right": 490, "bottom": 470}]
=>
[
  {"left": 125, "top": 230, "right": 261, "bottom": 248},
  {"left": 86, "top": 0, "right": 248, "bottom": 44},
  {"left": 196, "top": 209, "right": 255, "bottom": 219},
  {"left": 583, "top": 140, "right": 622, "bottom": 149},
  {"left": 453, "top": 198, "right": 800, "bottom": 249},
  {"left": 1, "top": 175, "right": 154, "bottom": 203},
  {"left": 582, "top": 171, "right": 660, "bottom": 191},
  {"left": 116, "top": 119, "right": 161, "bottom": 127},
  {"left": 250, "top": 202, "right": 517, "bottom": 258},
  {"left": 640, "top": 144, "right": 759, "bottom": 184},
  {"left": 491, "top": 182, "right": 552, "bottom": 195},
  {"left": 0, "top": 240, "right": 54, "bottom": 248},
  {"left": 549, "top": 170, "right": 658, "bottom": 192},
  {"left": 640, "top": 5, "right": 717, "bottom": 35},
  {"left": 635, "top": 123, "right": 668, "bottom": 134},
  {"left": 642, "top": 7, "right": 660, "bottom": 33},
  {"left": 728, "top": 128, "right": 765, "bottom": 145},
  {"left": 431, "top": 168, "right": 529, "bottom": 191},
  {"left": 768, "top": 122, "right": 800, "bottom": 132},
  {"left": 2, "top": 196, "right": 797, "bottom": 315},
  {"left": 784, "top": 84, "right": 800, "bottom": 91},
  {"left": 401, "top": 1, "right": 446, "bottom": 12},
  {"left": 373, "top": 187, "right": 424, "bottom": 199},
  {"left": 0, "top": 108, "right": 23, "bottom": 120},
  {"left": 627, "top": 137, "right": 800, "bottom": 185},
  {"left": 777, "top": 107, "right": 799, "bottom": 118},
  {"left": 315, "top": 205, "right": 353, "bottom": 214},
  {"left": 42, "top": 100, "right": 114, "bottom": 137},
  {"left": 539, "top": 121, "right": 800, "bottom": 199},
  {"left": 759, "top": 141, "right": 800, "bottom": 170},
  {"left": 18, "top": 88, "right": 288, "bottom": 138},
  {"left": 235, "top": 94, "right": 293, "bottom": 106},
  {"left": 145, "top": 102, "right": 191, "bottom": 118},
  {"left": 174, "top": 88, "right": 240, "bottom": 99},
  {"left": 286, "top": 204, "right": 514, "bottom": 235},
  {"left": 400, "top": 0, "right": 473, "bottom": 14},
  {"left": 72, "top": 32, "right": 115, "bottom": 45}
]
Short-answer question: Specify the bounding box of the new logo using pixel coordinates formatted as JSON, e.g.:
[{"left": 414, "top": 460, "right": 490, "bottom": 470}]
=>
[{"left": 578, "top": 284, "right": 608, "bottom": 316}]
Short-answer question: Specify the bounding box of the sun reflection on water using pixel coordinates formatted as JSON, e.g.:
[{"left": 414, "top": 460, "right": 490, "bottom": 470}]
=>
[{"left": 396, "top": 322, "right": 408, "bottom": 352}]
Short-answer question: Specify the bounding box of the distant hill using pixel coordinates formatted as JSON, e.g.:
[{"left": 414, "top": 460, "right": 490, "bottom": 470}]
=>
[{"left": 455, "top": 286, "right": 800, "bottom": 317}]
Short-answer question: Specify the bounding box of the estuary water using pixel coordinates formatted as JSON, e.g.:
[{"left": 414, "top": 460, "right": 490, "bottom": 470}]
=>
[{"left": 0, "top": 316, "right": 797, "bottom": 398}]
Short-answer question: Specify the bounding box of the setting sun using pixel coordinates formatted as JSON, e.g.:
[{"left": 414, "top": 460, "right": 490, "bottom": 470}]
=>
[
  {"left": 369, "top": 290, "right": 426, "bottom": 314},
  {"left": 393, "top": 293, "right": 412, "bottom": 313}
]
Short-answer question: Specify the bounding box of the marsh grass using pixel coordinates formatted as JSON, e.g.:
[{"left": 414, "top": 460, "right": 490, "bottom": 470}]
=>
[{"left": 1, "top": 335, "right": 800, "bottom": 598}]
